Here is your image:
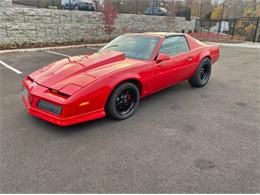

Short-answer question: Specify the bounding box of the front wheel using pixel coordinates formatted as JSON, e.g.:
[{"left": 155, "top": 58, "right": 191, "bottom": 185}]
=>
[
  {"left": 189, "top": 58, "right": 211, "bottom": 88},
  {"left": 106, "top": 82, "right": 140, "bottom": 120}
]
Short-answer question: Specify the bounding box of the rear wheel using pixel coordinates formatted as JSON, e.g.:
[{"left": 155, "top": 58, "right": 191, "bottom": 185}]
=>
[
  {"left": 106, "top": 82, "right": 140, "bottom": 120},
  {"left": 189, "top": 58, "right": 211, "bottom": 88}
]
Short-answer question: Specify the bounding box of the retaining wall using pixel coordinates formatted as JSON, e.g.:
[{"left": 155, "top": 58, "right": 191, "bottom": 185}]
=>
[
  {"left": 0, "top": 7, "right": 194, "bottom": 49},
  {"left": 0, "top": 0, "right": 13, "bottom": 7}
]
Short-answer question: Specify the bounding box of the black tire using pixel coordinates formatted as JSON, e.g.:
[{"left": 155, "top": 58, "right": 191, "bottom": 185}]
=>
[
  {"left": 106, "top": 82, "right": 140, "bottom": 120},
  {"left": 189, "top": 58, "right": 211, "bottom": 88}
]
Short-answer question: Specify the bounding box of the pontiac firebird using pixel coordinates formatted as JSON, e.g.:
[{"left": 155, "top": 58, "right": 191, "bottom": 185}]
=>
[{"left": 22, "top": 32, "right": 220, "bottom": 126}]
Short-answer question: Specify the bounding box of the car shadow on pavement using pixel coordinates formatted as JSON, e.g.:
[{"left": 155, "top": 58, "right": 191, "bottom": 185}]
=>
[
  {"left": 28, "top": 80, "right": 200, "bottom": 135},
  {"left": 30, "top": 115, "right": 112, "bottom": 134}
]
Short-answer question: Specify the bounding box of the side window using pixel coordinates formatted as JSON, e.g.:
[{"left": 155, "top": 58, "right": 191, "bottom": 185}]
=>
[
  {"left": 159, "top": 36, "right": 190, "bottom": 56},
  {"left": 146, "top": 8, "right": 151, "bottom": 12}
]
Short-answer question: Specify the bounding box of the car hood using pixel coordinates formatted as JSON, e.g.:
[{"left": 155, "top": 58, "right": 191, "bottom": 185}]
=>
[{"left": 29, "top": 51, "right": 139, "bottom": 91}]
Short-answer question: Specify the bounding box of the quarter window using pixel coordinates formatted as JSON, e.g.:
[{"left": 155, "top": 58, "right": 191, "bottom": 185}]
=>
[{"left": 159, "top": 36, "right": 190, "bottom": 56}]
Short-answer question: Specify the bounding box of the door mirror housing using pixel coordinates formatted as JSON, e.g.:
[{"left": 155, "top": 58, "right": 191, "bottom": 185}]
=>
[{"left": 156, "top": 53, "right": 170, "bottom": 63}]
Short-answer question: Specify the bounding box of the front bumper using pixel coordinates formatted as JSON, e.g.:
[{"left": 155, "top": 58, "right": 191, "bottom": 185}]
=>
[
  {"left": 22, "top": 95, "right": 105, "bottom": 126},
  {"left": 22, "top": 76, "right": 106, "bottom": 126}
]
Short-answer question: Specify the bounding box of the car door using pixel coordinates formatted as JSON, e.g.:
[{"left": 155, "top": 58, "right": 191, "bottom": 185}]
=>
[{"left": 152, "top": 36, "right": 193, "bottom": 91}]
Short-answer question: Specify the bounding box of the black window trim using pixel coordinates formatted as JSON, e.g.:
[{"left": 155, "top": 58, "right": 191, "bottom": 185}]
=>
[
  {"left": 165, "top": 35, "right": 191, "bottom": 50},
  {"left": 156, "top": 35, "right": 191, "bottom": 59}
]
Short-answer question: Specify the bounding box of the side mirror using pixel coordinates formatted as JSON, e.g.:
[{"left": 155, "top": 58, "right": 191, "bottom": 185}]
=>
[{"left": 156, "top": 53, "right": 170, "bottom": 63}]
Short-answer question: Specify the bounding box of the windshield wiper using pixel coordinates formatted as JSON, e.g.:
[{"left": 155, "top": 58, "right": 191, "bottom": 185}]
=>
[{"left": 103, "top": 44, "right": 119, "bottom": 50}]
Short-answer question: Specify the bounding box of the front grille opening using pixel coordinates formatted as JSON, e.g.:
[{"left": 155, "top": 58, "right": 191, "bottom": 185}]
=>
[
  {"left": 27, "top": 76, "right": 34, "bottom": 82},
  {"left": 37, "top": 100, "right": 62, "bottom": 115},
  {"left": 49, "top": 89, "right": 70, "bottom": 99}
]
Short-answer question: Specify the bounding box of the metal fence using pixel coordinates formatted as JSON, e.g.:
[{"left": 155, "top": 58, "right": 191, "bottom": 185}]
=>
[{"left": 194, "top": 17, "right": 260, "bottom": 42}]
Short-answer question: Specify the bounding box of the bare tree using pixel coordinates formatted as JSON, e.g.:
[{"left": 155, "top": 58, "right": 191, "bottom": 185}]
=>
[{"left": 165, "top": 0, "right": 175, "bottom": 31}]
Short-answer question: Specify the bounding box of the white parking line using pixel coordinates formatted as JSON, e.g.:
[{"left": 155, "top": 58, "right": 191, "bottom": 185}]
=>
[
  {"left": 45, "top": 50, "right": 70, "bottom": 57},
  {"left": 0, "top": 44, "right": 106, "bottom": 54},
  {"left": 0, "top": 60, "right": 23, "bottom": 74}
]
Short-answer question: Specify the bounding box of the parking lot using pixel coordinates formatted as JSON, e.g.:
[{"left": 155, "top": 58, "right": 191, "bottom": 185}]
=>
[{"left": 0, "top": 46, "right": 259, "bottom": 193}]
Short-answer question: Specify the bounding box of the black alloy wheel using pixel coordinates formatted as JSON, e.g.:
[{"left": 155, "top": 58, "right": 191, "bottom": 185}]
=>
[
  {"left": 106, "top": 82, "right": 140, "bottom": 120},
  {"left": 116, "top": 89, "right": 136, "bottom": 115},
  {"left": 200, "top": 63, "right": 210, "bottom": 84},
  {"left": 189, "top": 58, "right": 211, "bottom": 88}
]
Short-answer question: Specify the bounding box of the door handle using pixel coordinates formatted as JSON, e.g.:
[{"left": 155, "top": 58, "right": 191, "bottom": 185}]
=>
[{"left": 187, "top": 57, "right": 193, "bottom": 61}]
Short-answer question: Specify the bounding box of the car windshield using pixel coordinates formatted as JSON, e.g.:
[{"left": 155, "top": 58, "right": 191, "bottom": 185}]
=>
[{"left": 99, "top": 35, "right": 160, "bottom": 60}]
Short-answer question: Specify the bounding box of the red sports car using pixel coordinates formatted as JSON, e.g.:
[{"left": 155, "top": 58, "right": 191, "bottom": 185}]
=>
[{"left": 22, "top": 32, "right": 220, "bottom": 126}]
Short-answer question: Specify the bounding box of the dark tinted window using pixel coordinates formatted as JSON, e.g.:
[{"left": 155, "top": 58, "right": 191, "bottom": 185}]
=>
[
  {"left": 145, "top": 7, "right": 151, "bottom": 12},
  {"left": 159, "top": 36, "right": 189, "bottom": 56}
]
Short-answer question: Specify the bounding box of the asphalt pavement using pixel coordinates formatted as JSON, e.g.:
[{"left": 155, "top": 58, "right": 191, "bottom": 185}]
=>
[{"left": 0, "top": 46, "right": 259, "bottom": 193}]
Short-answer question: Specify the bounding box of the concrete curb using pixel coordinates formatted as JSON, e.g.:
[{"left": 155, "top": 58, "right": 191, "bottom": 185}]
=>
[
  {"left": 206, "top": 42, "right": 260, "bottom": 49},
  {"left": 0, "top": 43, "right": 107, "bottom": 54},
  {"left": 1, "top": 41, "right": 259, "bottom": 55}
]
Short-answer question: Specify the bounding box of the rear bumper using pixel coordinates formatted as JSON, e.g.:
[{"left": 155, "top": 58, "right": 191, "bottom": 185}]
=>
[
  {"left": 78, "top": 5, "right": 95, "bottom": 10},
  {"left": 22, "top": 96, "right": 105, "bottom": 126}
]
